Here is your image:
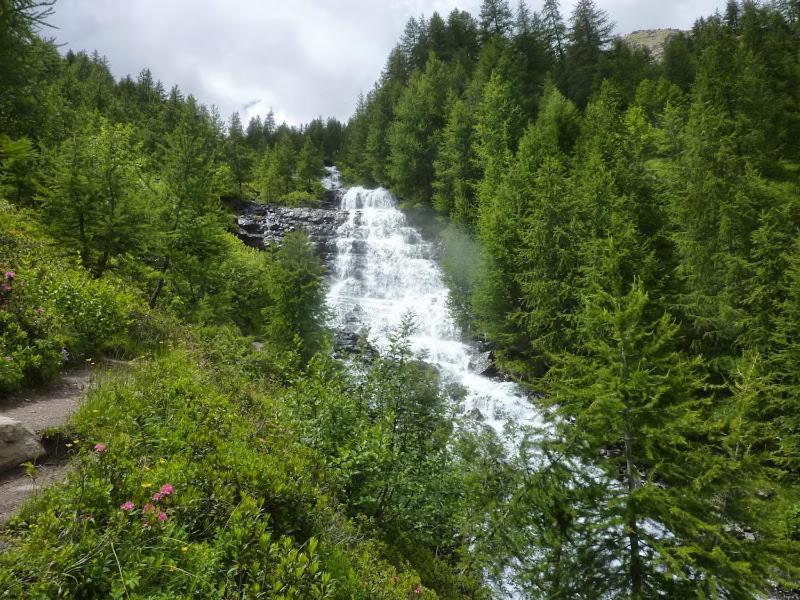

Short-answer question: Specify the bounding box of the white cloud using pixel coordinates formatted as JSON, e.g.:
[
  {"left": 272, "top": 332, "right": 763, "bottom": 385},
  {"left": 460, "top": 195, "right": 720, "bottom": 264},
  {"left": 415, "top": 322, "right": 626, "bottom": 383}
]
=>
[{"left": 48, "top": 0, "right": 725, "bottom": 127}]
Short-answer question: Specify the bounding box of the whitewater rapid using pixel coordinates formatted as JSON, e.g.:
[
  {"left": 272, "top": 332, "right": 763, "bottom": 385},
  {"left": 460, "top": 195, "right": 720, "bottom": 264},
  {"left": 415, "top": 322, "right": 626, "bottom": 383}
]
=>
[{"left": 323, "top": 166, "right": 539, "bottom": 441}]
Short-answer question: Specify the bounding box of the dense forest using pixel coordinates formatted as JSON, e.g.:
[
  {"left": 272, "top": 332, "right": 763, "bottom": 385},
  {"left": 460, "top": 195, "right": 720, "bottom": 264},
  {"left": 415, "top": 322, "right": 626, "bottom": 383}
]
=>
[
  {"left": 1, "top": 0, "right": 800, "bottom": 598},
  {"left": 338, "top": 0, "right": 800, "bottom": 595}
]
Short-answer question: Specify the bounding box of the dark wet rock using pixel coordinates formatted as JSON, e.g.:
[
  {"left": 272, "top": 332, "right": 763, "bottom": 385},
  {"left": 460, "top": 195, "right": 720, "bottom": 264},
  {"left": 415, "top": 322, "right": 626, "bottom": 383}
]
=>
[
  {"left": 333, "top": 330, "right": 379, "bottom": 362},
  {"left": 334, "top": 331, "right": 361, "bottom": 354},
  {"left": 464, "top": 408, "right": 484, "bottom": 421},
  {"left": 236, "top": 197, "right": 347, "bottom": 264},
  {"left": 468, "top": 350, "right": 494, "bottom": 376}
]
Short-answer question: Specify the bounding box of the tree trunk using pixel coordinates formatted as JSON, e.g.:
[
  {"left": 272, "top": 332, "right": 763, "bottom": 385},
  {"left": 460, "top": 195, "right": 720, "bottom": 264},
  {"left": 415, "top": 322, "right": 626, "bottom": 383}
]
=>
[
  {"left": 78, "top": 211, "right": 90, "bottom": 268},
  {"left": 149, "top": 256, "right": 170, "bottom": 308},
  {"left": 624, "top": 406, "right": 643, "bottom": 599},
  {"left": 620, "top": 340, "right": 643, "bottom": 598},
  {"left": 95, "top": 252, "right": 109, "bottom": 278}
]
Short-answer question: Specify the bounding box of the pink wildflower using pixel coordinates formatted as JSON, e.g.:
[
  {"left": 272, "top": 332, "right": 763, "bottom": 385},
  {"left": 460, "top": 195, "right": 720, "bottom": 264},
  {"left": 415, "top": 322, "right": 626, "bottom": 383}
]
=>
[
  {"left": 4, "top": 271, "right": 15, "bottom": 279},
  {"left": 93, "top": 443, "right": 107, "bottom": 453},
  {"left": 120, "top": 501, "right": 135, "bottom": 511},
  {"left": 159, "top": 483, "right": 174, "bottom": 496},
  {"left": 413, "top": 585, "right": 422, "bottom": 595},
  {"left": 152, "top": 492, "right": 164, "bottom": 502},
  {"left": 158, "top": 511, "right": 168, "bottom": 523},
  {"left": 143, "top": 503, "right": 156, "bottom": 514},
  {"left": 1, "top": 284, "right": 11, "bottom": 292}
]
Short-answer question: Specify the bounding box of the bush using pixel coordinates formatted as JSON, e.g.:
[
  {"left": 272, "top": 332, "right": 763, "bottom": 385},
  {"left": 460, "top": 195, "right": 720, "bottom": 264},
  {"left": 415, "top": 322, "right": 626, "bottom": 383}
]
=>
[
  {"left": 0, "top": 349, "right": 432, "bottom": 599},
  {"left": 281, "top": 189, "right": 321, "bottom": 207},
  {"left": 0, "top": 204, "right": 140, "bottom": 392}
]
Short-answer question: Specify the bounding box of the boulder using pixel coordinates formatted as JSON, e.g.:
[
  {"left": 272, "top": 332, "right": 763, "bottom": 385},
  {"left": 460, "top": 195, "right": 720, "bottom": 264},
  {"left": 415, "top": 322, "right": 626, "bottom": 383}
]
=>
[
  {"left": 0, "top": 417, "right": 44, "bottom": 472},
  {"left": 469, "top": 350, "right": 500, "bottom": 377}
]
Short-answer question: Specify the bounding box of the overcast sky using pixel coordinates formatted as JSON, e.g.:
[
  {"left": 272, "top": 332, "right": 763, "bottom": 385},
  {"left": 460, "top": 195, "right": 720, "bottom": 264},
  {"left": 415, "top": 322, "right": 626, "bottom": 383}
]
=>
[{"left": 48, "top": 0, "right": 724, "bottom": 127}]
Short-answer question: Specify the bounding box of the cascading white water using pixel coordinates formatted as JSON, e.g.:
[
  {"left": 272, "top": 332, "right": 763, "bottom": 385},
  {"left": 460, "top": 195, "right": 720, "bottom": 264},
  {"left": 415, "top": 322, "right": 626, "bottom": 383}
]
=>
[{"left": 324, "top": 166, "right": 539, "bottom": 439}]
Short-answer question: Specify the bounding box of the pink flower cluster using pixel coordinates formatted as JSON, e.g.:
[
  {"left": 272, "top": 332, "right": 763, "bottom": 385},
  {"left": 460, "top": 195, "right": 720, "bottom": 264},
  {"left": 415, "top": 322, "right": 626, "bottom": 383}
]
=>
[
  {"left": 152, "top": 483, "right": 174, "bottom": 502},
  {"left": 94, "top": 443, "right": 107, "bottom": 454},
  {"left": 119, "top": 483, "right": 174, "bottom": 525},
  {"left": 143, "top": 503, "right": 168, "bottom": 522}
]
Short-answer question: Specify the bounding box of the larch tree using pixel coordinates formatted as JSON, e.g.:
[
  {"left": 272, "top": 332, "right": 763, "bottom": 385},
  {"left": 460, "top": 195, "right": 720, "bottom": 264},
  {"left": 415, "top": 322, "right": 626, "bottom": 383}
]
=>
[{"left": 479, "top": 0, "right": 514, "bottom": 41}]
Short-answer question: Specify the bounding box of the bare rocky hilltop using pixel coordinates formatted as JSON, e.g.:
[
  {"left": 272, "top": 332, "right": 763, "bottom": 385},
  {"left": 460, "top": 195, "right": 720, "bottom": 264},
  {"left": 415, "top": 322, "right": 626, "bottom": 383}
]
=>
[{"left": 622, "top": 28, "right": 683, "bottom": 61}]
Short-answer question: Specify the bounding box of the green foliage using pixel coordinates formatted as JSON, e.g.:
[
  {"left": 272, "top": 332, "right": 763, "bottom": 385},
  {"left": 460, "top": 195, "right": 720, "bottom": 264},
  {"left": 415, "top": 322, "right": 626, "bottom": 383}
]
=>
[
  {"left": 224, "top": 111, "right": 253, "bottom": 198},
  {"left": 432, "top": 96, "right": 479, "bottom": 226},
  {"left": 0, "top": 205, "right": 139, "bottom": 392},
  {"left": 284, "top": 318, "right": 490, "bottom": 597},
  {"left": 295, "top": 136, "right": 324, "bottom": 194},
  {"left": 0, "top": 349, "right": 434, "bottom": 598},
  {"left": 3, "top": 0, "right": 800, "bottom": 597},
  {"left": 337, "top": 2, "right": 800, "bottom": 594},
  {"left": 478, "top": 0, "right": 514, "bottom": 41},
  {"left": 388, "top": 56, "right": 451, "bottom": 203},
  {"left": 254, "top": 135, "right": 294, "bottom": 202},
  {"left": 560, "top": 0, "right": 615, "bottom": 107},
  {"left": 262, "top": 231, "right": 329, "bottom": 365},
  {"left": 282, "top": 189, "right": 322, "bottom": 207},
  {"left": 0, "top": 134, "right": 38, "bottom": 205},
  {"left": 440, "top": 225, "right": 481, "bottom": 336},
  {"left": 40, "top": 118, "right": 148, "bottom": 276}
]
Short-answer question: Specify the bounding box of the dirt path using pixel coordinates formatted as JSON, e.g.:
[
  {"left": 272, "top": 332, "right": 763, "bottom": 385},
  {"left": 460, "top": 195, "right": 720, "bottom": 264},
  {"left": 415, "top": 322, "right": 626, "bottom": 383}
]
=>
[
  {"left": 1, "top": 367, "right": 92, "bottom": 432},
  {"left": 0, "top": 367, "right": 94, "bottom": 525}
]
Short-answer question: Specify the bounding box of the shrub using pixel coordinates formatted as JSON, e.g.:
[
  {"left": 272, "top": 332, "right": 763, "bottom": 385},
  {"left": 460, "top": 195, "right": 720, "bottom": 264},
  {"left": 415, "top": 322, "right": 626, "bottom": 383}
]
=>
[
  {"left": 281, "top": 189, "right": 321, "bottom": 207},
  {"left": 0, "top": 349, "right": 433, "bottom": 599},
  {"left": 0, "top": 204, "right": 140, "bottom": 391}
]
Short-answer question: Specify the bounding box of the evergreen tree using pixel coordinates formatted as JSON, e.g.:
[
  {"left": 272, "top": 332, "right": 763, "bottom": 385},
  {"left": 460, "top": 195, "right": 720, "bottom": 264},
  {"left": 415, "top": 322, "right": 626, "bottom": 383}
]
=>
[
  {"left": 562, "top": 0, "right": 615, "bottom": 107},
  {"left": 399, "top": 16, "right": 428, "bottom": 72},
  {"left": 294, "top": 136, "right": 323, "bottom": 193},
  {"left": 535, "top": 238, "right": 797, "bottom": 597},
  {"left": 0, "top": 0, "right": 56, "bottom": 139},
  {"left": 42, "top": 119, "right": 146, "bottom": 276},
  {"left": 471, "top": 73, "right": 528, "bottom": 367},
  {"left": 262, "top": 230, "right": 328, "bottom": 364},
  {"left": 224, "top": 112, "right": 252, "bottom": 198},
  {"left": 514, "top": 0, "right": 532, "bottom": 37},
  {"left": 479, "top": 0, "right": 514, "bottom": 41},
  {"left": 363, "top": 83, "right": 396, "bottom": 184},
  {"left": 662, "top": 32, "right": 695, "bottom": 92},
  {"left": 432, "top": 95, "right": 479, "bottom": 226},
  {"left": 445, "top": 9, "right": 480, "bottom": 71},
  {"left": 541, "top": 0, "right": 566, "bottom": 59},
  {"left": 511, "top": 85, "right": 582, "bottom": 371},
  {"left": 0, "top": 135, "right": 38, "bottom": 205},
  {"left": 426, "top": 12, "right": 448, "bottom": 59},
  {"left": 149, "top": 100, "right": 227, "bottom": 308},
  {"left": 253, "top": 134, "right": 293, "bottom": 202},
  {"left": 387, "top": 55, "right": 450, "bottom": 203},
  {"left": 769, "top": 238, "right": 800, "bottom": 472},
  {"left": 473, "top": 71, "right": 523, "bottom": 202}
]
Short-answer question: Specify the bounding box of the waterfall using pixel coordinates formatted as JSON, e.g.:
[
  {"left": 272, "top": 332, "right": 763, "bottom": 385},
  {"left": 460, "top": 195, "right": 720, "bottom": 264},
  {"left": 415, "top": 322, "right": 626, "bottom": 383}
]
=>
[{"left": 324, "top": 166, "right": 539, "bottom": 441}]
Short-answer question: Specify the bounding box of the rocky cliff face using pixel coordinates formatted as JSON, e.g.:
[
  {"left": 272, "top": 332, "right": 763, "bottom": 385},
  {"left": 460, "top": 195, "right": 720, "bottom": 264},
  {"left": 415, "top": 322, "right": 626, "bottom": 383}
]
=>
[
  {"left": 236, "top": 189, "right": 347, "bottom": 263},
  {"left": 622, "top": 28, "right": 682, "bottom": 61}
]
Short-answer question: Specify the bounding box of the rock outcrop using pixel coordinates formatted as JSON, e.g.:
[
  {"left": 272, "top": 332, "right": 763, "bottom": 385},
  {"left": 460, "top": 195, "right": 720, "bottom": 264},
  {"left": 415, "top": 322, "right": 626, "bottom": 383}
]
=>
[
  {"left": 622, "top": 29, "right": 682, "bottom": 61},
  {"left": 236, "top": 189, "right": 347, "bottom": 263},
  {"left": 0, "top": 416, "right": 44, "bottom": 472}
]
